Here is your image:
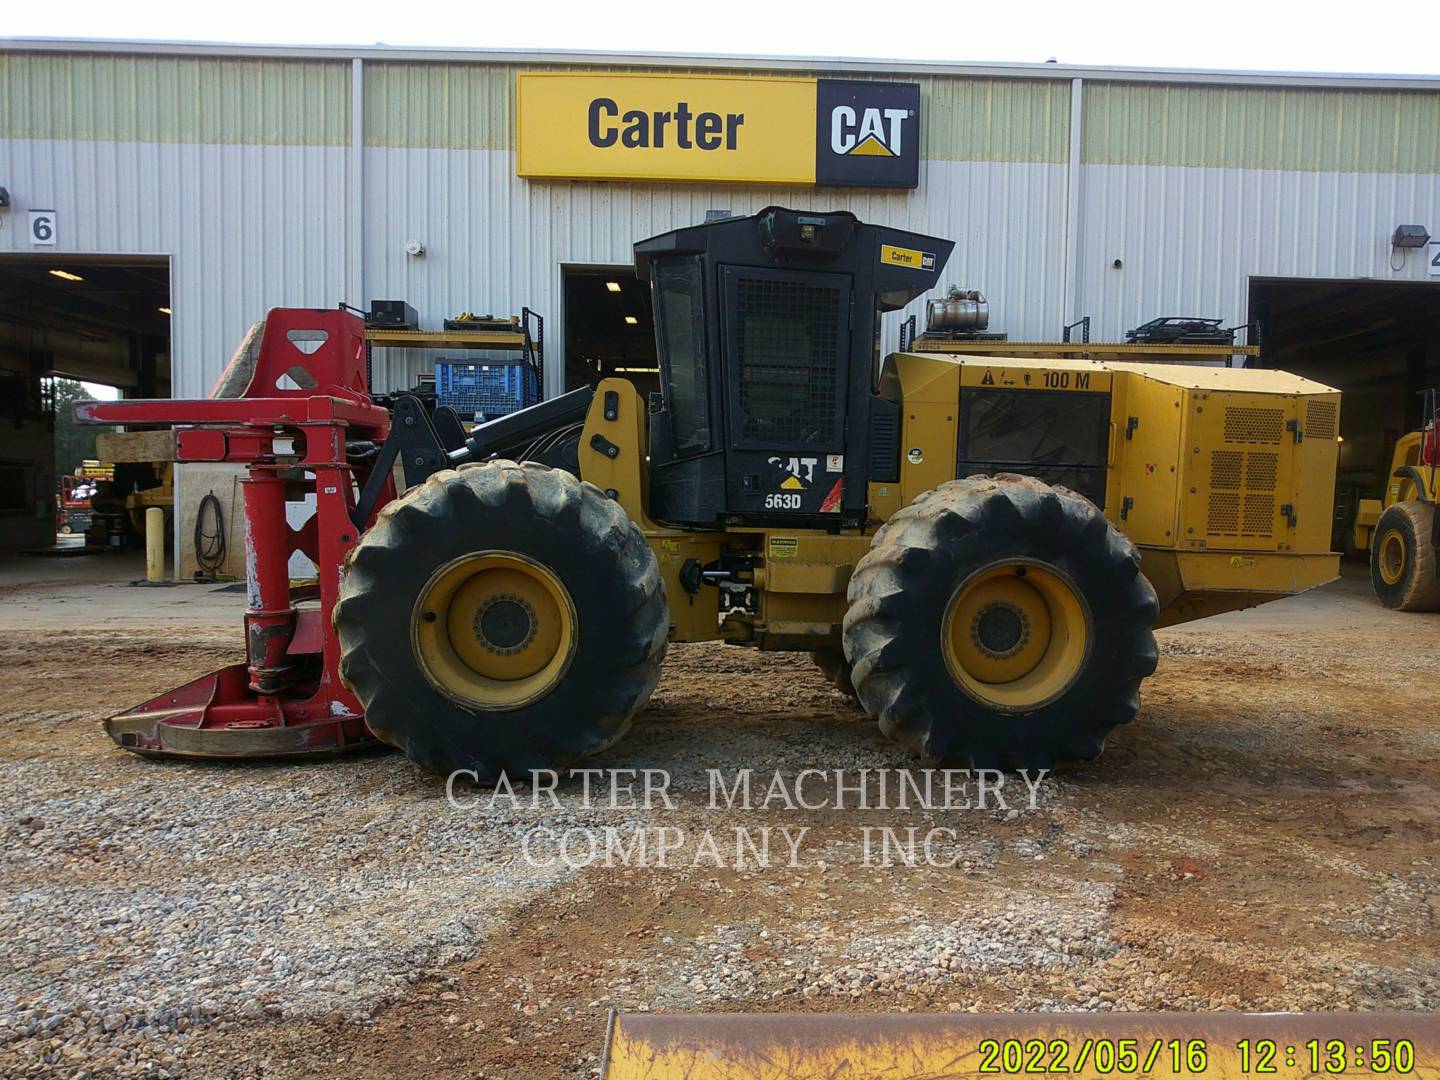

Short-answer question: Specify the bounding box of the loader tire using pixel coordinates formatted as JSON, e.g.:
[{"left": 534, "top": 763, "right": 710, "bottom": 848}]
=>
[
  {"left": 335, "top": 461, "right": 668, "bottom": 778},
  {"left": 810, "top": 648, "right": 857, "bottom": 700},
  {"left": 843, "top": 474, "right": 1159, "bottom": 771},
  {"left": 1370, "top": 501, "right": 1440, "bottom": 612}
]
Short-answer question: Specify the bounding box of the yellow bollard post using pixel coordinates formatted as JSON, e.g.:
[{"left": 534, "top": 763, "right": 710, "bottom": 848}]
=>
[{"left": 145, "top": 506, "right": 165, "bottom": 583}]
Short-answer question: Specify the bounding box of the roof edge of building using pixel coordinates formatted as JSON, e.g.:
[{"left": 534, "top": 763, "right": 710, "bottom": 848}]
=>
[{"left": 2, "top": 35, "right": 1439, "bottom": 91}]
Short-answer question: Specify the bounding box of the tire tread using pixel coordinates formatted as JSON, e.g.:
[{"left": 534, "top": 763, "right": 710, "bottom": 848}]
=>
[
  {"left": 334, "top": 461, "right": 667, "bottom": 777},
  {"left": 843, "top": 474, "right": 1158, "bottom": 770}
]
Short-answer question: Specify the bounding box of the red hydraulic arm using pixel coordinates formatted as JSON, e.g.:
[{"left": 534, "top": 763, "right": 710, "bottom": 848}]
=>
[{"left": 75, "top": 309, "right": 395, "bottom": 757}]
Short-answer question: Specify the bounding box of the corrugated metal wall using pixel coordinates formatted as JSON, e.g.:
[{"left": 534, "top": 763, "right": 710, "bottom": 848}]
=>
[
  {"left": 362, "top": 155, "right": 1070, "bottom": 394},
  {"left": 1, "top": 52, "right": 350, "bottom": 145},
  {"left": 2, "top": 49, "right": 1438, "bottom": 393},
  {"left": 1, "top": 139, "right": 350, "bottom": 397},
  {"left": 360, "top": 62, "right": 1072, "bottom": 394},
  {"left": 1082, "top": 82, "right": 1440, "bottom": 173},
  {"left": 0, "top": 52, "right": 351, "bottom": 398},
  {"left": 1075, "top": 164, "right": 1440, "bottom": 338},
  {"left": 1074, "top": 82, "right": 1440, "bottom": 338}
]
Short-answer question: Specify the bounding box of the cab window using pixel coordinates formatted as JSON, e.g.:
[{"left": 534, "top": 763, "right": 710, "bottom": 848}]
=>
[{"left": 653, "top": 258, "right": 711, "bottom": 455}]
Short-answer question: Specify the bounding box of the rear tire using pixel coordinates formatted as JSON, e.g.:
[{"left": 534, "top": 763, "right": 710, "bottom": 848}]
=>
[
  {"left": 1370, "top": 501, "right": 1440, "bottom": 612},
  {"left": 335, "top": 461, "right": 668, "bottom": 777},
  {"left": 843, "top": 475, "right": 1158, "bottom": 770}
]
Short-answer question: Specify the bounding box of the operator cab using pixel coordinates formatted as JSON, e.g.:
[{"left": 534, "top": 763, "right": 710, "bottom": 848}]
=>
[{"left": 634, "top": 207, "right": 953, "bottom": 529}]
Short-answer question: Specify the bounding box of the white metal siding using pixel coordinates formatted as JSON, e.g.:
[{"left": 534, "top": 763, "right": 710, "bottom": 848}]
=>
[
  {"left": 3, "top": 54, "right": 1438, "bottom": 399},
  {"left": 0, "top": 138, "right": 349, "bottom": 397},
  {"left": 11, "top": 136, "right": 1434, "bottom": 397},
  {"left": 0, "top": 136, "right": 1068, "bottom": 399},
  {"left": 362, "top": 149, "right": 1070, "bottom": 395},
  {"left": 1074, "top": 164, "right": 1440, "bottom": 341}
]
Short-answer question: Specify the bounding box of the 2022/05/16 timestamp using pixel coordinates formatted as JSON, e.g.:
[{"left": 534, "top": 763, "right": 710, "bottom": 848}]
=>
[{"left": 974, "top": 1037, "right": 1419, "bottom": 1075}]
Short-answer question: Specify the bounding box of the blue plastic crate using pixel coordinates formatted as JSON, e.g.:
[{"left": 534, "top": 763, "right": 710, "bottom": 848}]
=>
[{"left": 435, "top": 360, "right": 540, "bottom": 420}]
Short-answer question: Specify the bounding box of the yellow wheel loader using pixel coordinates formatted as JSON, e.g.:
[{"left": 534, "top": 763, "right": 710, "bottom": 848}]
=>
[{"left": 1354, "top": 388, "right": 1440, "bottom": 611}]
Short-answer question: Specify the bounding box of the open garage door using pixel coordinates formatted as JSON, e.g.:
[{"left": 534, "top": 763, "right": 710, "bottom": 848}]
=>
[
  {"left": 0, "top": 255, "right": 171, "bottom": 553},
  {"left": 1249, "top": 278, "right": 1440, "bottom": 555}
]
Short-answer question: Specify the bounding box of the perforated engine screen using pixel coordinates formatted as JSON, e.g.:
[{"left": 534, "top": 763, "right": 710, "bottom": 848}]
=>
[{"left": 730, "top": 274, "right": 845, "bottom": 447}]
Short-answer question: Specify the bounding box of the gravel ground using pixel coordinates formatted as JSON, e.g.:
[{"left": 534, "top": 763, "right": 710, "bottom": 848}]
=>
[
  {"left": 1, "top": 747, "right": 579, "bottom": 1072},
  {"left": 1, "top": 557, "right": 1438, "bottom": 1078}
]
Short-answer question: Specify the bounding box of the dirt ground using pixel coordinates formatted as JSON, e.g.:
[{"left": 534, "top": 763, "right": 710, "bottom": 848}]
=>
[{"left": 2, "top": 553, "right": 1438, "bottom": 1078}]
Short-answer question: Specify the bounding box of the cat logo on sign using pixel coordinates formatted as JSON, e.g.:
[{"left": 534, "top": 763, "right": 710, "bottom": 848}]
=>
[
  {"left": 815, "top": 80, "right": 920, "bottom": 189},
  {"left": 832, "top": 106, "right": 908, "bottom": 158}
]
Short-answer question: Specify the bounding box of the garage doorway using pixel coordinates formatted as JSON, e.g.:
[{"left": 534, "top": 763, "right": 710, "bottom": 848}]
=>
[
  {"left": 0, "top": 254, "right": 171, "bottom": 554},
  {"left": 561, "top": 266, "right": 658, "bottom": 398},
  {"left": 1248, "top": 277, "right": 1440, "bottom": 552}
]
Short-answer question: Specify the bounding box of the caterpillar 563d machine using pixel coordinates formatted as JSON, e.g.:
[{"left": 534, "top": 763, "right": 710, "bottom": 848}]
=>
[{"left": 79, "top": 208, "right": 1341, "bottom": 776}]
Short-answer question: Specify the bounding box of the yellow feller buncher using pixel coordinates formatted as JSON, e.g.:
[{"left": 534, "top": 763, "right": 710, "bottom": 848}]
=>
[
  {"left": 83, "top": 208, "right": 1341, "bottom": 773},
  {"left": 1354, "top": 388, "right": 1440, "bottom": 611}
]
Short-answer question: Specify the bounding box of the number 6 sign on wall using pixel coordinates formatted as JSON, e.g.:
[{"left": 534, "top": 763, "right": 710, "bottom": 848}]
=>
[{"left": 28, "top": 209, "right": 56, "bottom": 246}]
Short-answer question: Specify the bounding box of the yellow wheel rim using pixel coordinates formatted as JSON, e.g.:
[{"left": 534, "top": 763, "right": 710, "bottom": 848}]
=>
[
  {"left": 1377, "top": 528, "right": 1407, "bottom": 586},
  {"left": 412, "top": 551, "right": 577, "bottom": 710},
  {"left": 942, "top": 559, "right": 1091, "bottom": 713}
]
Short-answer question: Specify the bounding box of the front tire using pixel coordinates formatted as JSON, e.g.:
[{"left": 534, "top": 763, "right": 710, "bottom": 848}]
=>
[
  {"left": 1370, "top": 501, "right": 1440, "bottom": 611},
  {"left": 335, "top": 461, "right": 668, "bottom": 777},
  {"left": 809, "top": 648, "right": 857, "bottom": 701},
  {"left": 843, "top": 475, "right": 1159, "bottom": 770}
]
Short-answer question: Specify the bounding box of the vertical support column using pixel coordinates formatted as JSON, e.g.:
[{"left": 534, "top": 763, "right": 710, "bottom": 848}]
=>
[
  {"left": 166, "top": 251, "right": 183, "bottom": 581},
  {"left": 348, "top": 57, "right": 365, "bottom": 313},
  {"left": 1061, "top": 77, "right": 1085, "bottom": 332},
  {"left": 304, "top": 420, "right": 367, "bottom": 714},
  {"left": 240, "top": 468, "right": 297, "bottom": 695},
  {"left": 145, "top": 506, "right": 165, "bottom": 583}
]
